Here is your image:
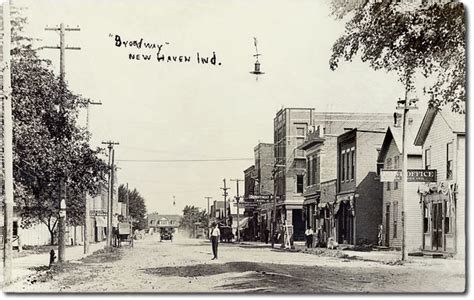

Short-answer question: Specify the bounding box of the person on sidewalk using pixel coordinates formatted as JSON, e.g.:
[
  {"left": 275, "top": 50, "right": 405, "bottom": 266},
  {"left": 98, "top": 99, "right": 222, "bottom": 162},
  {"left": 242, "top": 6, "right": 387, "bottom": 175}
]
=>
[
  {"left": 210, "top": 222, "right": 220, "bottom": 260},
  {"left": 305, "top": 226, "right": 314, "bottom": 248}
]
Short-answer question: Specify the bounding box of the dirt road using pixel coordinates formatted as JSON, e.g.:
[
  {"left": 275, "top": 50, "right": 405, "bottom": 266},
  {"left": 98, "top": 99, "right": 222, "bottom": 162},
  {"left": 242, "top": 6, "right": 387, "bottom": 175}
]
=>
[{"left": 6, "top": 234, "right": 465, "bottom": 293}]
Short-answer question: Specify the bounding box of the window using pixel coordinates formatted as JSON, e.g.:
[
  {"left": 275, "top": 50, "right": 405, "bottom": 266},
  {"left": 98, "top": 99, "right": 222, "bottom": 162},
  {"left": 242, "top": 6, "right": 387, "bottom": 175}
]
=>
[
  {"left": 393, "top": 202, "right": 398, "bottom": 238},
  {"left": 386, "top": 158, "right": 392, "bottom": 191},
  {"left": 307, "top": 158, "right": 311, "bottom": 186},
  {"left": 444, "top": 200, "right": 453, "bottom": 234},
  {"left": 423, "top": 204, "right": 429, "bottom": 233},
  {"left": 13, "top": 221, "right": 18, "bottom": 237},
  {"left": 351, "top": 148, "right": 355, "bottom": 180},
  {"left": 425, "top": 148, "right": 431, "bottom": 169},
  {"left": 346, "top": 150, "right": 350, "bottom": 182},
  {"left": 315, "top": 154, "right": 320, "bottom": 185},
  {"left": 341, "top": 150, "right": 346, "bottom": 182},
  {"left": 296, "top": 175, "right": 304, "bottom": 193},
  {"left": 447, "top": 142, "right": 453, "bottom": 179},
  {"left": 394, "top": 156, "right": 399, "bottom": 190},
  {"left": 296, "top": 138, "right": 305, "bottom": 157},
  {"left": 296, "top": 127, "right": 306, "bottom": 136}
]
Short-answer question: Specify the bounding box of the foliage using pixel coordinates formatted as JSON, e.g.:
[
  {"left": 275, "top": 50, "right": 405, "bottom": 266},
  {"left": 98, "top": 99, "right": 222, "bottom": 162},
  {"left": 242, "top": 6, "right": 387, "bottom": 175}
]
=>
[
  {"left": 329, "top": 0, "right": 465, "bottom": 113},
  {"left": 180, "top": 205, "right": 209, "bottom": 233},
  {"left": 10, "top": 9, "right": 109, "bottom": 244},
  {"left": 118, "top": 184, "right": 147, "bottom": 230}
]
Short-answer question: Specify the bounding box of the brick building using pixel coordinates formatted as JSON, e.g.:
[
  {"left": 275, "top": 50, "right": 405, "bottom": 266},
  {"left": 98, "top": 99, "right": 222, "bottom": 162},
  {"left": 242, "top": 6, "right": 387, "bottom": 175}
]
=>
[
  {"left": 414, "top": 107, "right": 465, "bottom": 259},
  {"left": 273, "top": 108, "right": 392, "bottom": 241},
  {"left": 335, "top": 129, "right": 386, "bottom": 245},
  {"left": 377, "top": 113, "right": 423, "bottom": 251}
]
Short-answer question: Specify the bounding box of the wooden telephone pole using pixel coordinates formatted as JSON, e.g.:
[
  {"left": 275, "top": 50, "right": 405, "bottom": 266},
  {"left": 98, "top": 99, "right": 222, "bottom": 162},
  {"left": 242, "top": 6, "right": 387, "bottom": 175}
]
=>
[
  {"left": 43, "top": 22, "right": 81, "bottom": 263},
  {"left": 220, "top": 179, "right": 230, "bottom": 226},
  {"left": 205, "top": 196, "right": 212, "bottom": 238},
  {"left": 230, "top": 179, "right": 242, "bottom": 242},
  {"left": 80, "top": 98, "right": 101, "bottom": 254},
  {"left": 396, "top": 71, "right": 418, "bottom": 261},
  {"left": 2, "top": 0, "right": 14, "bottom": 285},
  {"left": 102, "top": 141, "right": 119, "bottom": 249}
]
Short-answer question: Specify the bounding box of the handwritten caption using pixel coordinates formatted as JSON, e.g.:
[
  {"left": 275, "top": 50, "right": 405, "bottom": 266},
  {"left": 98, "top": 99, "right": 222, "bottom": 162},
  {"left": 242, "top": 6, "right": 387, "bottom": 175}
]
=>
[{"left": 109, "top": 34, "right": 222, "bottom": 66}]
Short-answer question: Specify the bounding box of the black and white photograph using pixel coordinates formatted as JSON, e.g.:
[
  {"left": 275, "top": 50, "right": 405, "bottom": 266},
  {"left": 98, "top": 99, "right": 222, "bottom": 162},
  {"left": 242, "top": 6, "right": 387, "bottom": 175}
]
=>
[{"left": 0, "top": 0, "right": 467, "bottom": 294}]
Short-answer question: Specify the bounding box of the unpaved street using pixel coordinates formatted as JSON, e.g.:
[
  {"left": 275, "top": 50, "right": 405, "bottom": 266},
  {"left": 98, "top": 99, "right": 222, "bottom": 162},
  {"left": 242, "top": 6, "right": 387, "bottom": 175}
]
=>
[{"left": 7, "top": 234, "right": 465, "bottom": 293}]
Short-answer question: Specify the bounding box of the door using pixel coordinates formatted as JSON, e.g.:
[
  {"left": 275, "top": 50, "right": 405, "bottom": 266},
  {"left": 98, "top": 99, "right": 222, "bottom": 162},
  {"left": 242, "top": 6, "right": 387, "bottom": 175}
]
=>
[
  {"left": 385, "top": 204, "right": 390, "bottom": 247},
  {"left": 432, "top": 202, "right": 443, "bottom": 251}
]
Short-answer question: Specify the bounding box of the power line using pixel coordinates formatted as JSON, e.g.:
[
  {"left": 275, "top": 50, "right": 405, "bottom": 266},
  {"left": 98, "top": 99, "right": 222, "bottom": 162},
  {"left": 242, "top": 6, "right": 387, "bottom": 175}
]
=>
[{"left": 116, "top": 158, "right": 254, "bottom": 162}]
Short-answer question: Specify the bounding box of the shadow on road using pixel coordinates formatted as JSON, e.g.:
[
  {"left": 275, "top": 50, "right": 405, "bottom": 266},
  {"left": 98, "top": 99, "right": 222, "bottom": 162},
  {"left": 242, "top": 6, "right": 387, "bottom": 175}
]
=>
[{"left": 140, "top": 261, "right": 388, "bottom": 293}]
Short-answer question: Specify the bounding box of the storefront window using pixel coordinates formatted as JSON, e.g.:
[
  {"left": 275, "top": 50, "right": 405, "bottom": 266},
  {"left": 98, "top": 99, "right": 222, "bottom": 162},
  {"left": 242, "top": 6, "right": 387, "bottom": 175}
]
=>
[
  {"left": 444, "top": 199, "right": 453, "bottom": 234},
  {"left": 423, "top": 203, "right": 429, "bottom": 233},
  {"left": 447, "top": 143, "right": 453, "bottom": 180},
  {"left": 393, "top": 202, "right": 398, "bottom": 238}
]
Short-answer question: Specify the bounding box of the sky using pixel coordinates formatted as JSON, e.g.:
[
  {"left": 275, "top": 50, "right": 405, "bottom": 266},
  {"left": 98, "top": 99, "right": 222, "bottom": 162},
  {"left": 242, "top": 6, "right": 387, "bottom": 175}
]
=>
[{"left": 15, "top": 0, "right": 428, "bottom": 215}]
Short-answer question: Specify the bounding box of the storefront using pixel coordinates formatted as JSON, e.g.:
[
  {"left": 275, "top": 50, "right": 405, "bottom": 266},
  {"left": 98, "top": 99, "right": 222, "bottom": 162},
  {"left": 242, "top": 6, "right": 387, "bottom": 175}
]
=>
[
  {"left": 418, "top": 181, "right": 457, "bottom": 254},
  {"left": 334, "top": 194, "right": 355, "bottom": 245}
]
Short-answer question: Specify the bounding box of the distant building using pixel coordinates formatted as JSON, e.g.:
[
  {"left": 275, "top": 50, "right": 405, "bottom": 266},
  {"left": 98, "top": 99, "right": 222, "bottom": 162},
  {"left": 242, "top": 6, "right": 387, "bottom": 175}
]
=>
[
  {"left": 147, "top": 213, "right": 181, "bottom": 229},
  {"left": 414, "top": 107, "right": 465, "bottom": 259}
]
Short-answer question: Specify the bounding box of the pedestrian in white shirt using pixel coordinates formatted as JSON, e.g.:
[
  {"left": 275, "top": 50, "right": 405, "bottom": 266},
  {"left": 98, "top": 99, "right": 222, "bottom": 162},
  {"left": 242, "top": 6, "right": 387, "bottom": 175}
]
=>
[
  {"left": 210, "top": 222, "right": 220, "bottom": 260},
  {"left": 305, "top": 226, "right": 314, "bottom": 248}
]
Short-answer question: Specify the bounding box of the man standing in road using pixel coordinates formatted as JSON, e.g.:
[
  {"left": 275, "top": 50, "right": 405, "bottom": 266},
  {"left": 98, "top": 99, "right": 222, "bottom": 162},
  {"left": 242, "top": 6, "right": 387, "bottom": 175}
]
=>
[
  {"left": 305, "top": 226, "right": 314, "bottom": 248},
  {"left": 210, "top": 222, "right": 220, "bottom": 260}
]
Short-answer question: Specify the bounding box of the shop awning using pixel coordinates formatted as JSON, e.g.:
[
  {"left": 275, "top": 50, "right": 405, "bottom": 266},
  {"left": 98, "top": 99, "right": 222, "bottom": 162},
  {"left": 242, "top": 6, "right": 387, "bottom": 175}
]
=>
[
  {"left": 238, "top": 217, "right": 249, "bottom": 229},
  {"left": 96, "top": 216, "right": 107, "bottom": 227},
  {"left": 303, "top": 198, "right": 317, "bottom": 205}
]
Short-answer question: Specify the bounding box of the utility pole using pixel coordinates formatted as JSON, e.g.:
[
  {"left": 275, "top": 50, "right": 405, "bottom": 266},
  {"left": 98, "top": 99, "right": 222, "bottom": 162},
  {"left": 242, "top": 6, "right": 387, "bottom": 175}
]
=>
[
  {"left": 271, "top": 164, "right": 285, "bottom": 248},
  {"left": 230, "top": 179, "right": 242, "bottom": 242},
  {"left": 2, "top": 0, "right": 14, "bottom": 285},
  {"left": 220, "top": 179, "right": 230, "bottom": 226},
  {"left": 102, "top": 141, "right": 119, "bottom": 249},
  {"left": 43, "top": 22, "right": 80, "bottom": 263},
  {"left": 58, "top": 179, "right": 67, "bottom": 263},
  {"left": 126, "top": 183, "right": 130, "bottom": 219},
  {"left": 396, "top": 71, "right": 418, "bottom": 261},
  {"left": 81, "top": 98, "right": 101, "bottom": 254},
  {"left": 205, "top": 197, "right": 212, "bottom": 238}
]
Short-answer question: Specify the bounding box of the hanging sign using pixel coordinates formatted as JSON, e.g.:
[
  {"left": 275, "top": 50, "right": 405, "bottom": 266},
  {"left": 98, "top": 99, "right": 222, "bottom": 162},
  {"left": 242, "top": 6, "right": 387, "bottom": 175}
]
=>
[
  {"left": 381, "top": 169, "right": 437, "bottom": 182},
  {"left": 407, "top": 169, "right": 437, "bottom": 182},
  {"left": 380, "top": 169, "right": 402, "bottom": 182}
]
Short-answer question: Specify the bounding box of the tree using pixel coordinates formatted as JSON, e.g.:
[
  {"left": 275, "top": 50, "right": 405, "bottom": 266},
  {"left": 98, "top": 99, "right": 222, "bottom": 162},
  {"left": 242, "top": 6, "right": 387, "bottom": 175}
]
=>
[
  {"left": 10, "top": 10, "right": 109, "bottom": 244},
  {"left": 180, "top": 205, "right": 208, "bottom": 236},
  {"left": 329, "top": 0, "right": 465, "bottom": 113},
  {"left": 118, "top": 185, "right": 147, "bottom": 230}
]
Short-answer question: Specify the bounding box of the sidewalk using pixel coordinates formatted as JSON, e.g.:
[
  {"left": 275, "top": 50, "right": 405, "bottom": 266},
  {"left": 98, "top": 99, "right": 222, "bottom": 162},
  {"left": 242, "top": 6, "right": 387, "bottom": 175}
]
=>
[{"left": 1, "top": 241, "right": 106, "bottom": 287}]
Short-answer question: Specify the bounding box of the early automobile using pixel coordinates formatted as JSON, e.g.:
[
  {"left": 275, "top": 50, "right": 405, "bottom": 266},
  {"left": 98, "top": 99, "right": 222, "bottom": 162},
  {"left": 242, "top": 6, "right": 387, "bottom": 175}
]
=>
[{"left": 160, "top": 227, "right": 174, "bottom": 242}]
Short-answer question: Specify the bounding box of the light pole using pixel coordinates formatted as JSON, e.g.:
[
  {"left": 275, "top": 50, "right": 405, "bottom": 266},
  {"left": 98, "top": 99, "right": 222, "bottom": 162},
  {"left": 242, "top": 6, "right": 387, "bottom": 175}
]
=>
[
  {"left": 271, "top": 164, "right": 285, "bottom": 248},
  {"left": 396, "top": 77, "right": 418, "bottom": 261}
]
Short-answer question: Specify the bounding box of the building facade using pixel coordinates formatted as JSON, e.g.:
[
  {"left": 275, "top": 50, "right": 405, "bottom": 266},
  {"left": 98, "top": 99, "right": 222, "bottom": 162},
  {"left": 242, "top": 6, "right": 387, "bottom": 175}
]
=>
[
  {"left": 335, "top": 129, "right": 386, "bottom": 245},
  {"left": 377, "top": 113, "right": 423, "bottom": 251},
  {"left": 414, "top": 108, "right": 465, "bottom": 259},
  {"left": 273, "top": 108, "right": 392, "bottom": 241}
]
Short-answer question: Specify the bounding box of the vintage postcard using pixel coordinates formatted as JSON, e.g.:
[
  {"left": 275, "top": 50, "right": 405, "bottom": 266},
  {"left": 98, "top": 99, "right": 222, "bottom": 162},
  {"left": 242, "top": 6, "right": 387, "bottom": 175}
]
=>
[{"left": 0, "top": 0, "right": 466, "bottom": 294}]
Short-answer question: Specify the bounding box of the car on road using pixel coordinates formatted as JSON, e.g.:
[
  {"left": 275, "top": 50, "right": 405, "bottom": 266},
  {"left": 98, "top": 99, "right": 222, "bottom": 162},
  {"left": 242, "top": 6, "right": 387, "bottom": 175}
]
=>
[{"left": 160, "top": 227, "right": 174, "bottom": 242}]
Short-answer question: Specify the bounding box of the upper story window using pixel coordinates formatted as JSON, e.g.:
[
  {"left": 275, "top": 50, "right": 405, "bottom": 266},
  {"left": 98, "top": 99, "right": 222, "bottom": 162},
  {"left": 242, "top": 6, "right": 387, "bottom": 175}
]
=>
[
  {"left": 307, "top": 158, "right": 311, "bottom": 186},
  {"left": 296, "top": 127, "right": 306, "bottom": 137},
  {"left": 296, "top": 138, "right": 305, "bottom": 157},
  {"left": 351, "top": 148, "right": 355, "bottom": 180},
  {"left": 341, "top": 149, "right": 346, "bottom": 182},
  {"left": 394, "top": 156, "right": 399, "bottom": 190},
  {"left": 296, "top": 175, "right": 304, "bottom": 193},
  {"left": 386, "top": 158, "right": 392, "bottom": 191},
  {"left": 447, "top": 142, "right": 453, "bottom": 180},
  {"left": 425, "top": 148, "right": 431, "bottom": 169},
  {"left": 314, "top": 154, "right": 320, "bottom": 185}
]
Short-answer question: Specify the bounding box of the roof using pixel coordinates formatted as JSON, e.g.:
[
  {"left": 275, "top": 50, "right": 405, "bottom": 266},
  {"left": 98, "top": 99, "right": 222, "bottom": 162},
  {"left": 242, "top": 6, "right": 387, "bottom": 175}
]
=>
[
  {"left": 414, "top": 107, "right": 466, "bottom": 146},
  {"left": 147, "top": 213, "right": 181, "bottom": 222},
  {"left": 378, "top": 113, "right": 423, "bottom": 162}
]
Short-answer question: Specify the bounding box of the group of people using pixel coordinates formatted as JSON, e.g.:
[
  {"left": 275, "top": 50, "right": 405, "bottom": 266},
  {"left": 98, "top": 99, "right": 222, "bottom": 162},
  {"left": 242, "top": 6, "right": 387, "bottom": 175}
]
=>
[{"left": 305, "top": 225, "right": 327, "bottom": 248}]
